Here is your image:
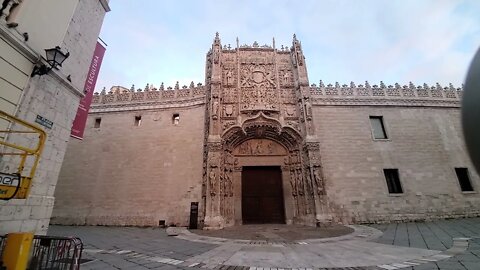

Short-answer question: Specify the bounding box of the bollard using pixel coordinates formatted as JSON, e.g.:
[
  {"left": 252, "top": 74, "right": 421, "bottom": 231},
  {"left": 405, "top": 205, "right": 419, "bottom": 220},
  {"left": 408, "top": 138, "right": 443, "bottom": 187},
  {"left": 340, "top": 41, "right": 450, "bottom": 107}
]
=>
[{"left": 1, "top": 233, "right": 33, "bottom": 270}]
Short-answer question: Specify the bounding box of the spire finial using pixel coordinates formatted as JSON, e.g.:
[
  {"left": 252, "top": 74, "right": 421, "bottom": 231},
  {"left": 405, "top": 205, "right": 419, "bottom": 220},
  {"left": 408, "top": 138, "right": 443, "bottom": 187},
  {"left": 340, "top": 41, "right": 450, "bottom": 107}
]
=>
[{"left": 236, "top": 37, "right": 239, "bottom": 48}]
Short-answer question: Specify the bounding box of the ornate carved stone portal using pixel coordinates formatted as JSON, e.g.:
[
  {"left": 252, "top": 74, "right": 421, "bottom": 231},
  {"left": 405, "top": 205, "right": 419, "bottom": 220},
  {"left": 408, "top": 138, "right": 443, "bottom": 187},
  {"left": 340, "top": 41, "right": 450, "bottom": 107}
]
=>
[{"left": 201, "top": 33, "right": 329, "bottom": 229}]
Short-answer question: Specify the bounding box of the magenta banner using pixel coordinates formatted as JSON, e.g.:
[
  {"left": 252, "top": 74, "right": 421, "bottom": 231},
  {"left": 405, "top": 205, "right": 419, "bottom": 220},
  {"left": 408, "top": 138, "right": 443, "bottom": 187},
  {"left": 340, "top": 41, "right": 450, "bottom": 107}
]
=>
[{"left": 71, "top": 41, "right": 106, "bottom": 139}]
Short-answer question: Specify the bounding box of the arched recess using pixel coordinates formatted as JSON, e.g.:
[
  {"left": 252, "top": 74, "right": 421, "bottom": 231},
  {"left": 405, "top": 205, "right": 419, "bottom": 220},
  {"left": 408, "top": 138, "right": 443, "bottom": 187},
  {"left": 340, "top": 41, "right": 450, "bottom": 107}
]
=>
[
  {"left": 214, "top": 112, "right": 312, "bottom": 226},
  {"left": 222, "top": 112, "right": 302, "bottom": 151}
]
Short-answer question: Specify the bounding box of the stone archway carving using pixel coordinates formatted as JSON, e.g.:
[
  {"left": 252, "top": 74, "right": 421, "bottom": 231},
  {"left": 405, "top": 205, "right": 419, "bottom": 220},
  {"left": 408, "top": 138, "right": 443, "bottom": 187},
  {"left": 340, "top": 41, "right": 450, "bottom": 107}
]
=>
[
  {"left": 203, "top": 112, "right": 325, "bottom": 228},
  {"left": 222, "top": 112, "right": 301, "bottom": 151}
]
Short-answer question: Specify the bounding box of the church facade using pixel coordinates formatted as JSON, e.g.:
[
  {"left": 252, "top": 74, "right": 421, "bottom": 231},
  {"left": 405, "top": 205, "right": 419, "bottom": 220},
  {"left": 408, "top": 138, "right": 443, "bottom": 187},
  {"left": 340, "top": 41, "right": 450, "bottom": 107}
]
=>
[{"left": 51, "top": 34, "right": 480, "bottom": 229}]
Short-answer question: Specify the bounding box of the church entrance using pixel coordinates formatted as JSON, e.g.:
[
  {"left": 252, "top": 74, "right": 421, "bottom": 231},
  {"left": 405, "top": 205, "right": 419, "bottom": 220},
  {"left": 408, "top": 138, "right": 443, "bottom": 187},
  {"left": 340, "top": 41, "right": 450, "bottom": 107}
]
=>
[{"left": 242, "top": 166, "right": 285, "bottom": 224}]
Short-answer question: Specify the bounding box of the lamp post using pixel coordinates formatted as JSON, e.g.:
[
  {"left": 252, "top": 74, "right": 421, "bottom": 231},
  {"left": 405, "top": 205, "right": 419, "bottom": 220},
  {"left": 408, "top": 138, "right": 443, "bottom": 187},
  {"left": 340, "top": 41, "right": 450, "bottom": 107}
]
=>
[{"left": 31, "top": 46, "right": 70, "bottom": 77}]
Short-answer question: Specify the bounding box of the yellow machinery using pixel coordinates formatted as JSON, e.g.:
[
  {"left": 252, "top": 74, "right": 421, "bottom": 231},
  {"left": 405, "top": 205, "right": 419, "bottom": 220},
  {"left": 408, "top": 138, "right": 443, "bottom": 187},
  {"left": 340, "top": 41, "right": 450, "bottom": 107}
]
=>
[
  {"left": 0, "top": 110, "right": 46, "bottom": 269},
  {"left": 0, "top": 109, "right": 46, "bottom": 200},
  {"left": 1, "top": 233, "right": 33, "bottom": 270}
]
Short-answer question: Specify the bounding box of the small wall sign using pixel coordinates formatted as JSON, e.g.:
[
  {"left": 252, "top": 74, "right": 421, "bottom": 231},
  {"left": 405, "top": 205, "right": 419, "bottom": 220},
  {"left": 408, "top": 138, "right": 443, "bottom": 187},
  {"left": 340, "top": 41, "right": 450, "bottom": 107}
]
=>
[{"left": 35, "top": 115, "right": 53, "bottom": 129}]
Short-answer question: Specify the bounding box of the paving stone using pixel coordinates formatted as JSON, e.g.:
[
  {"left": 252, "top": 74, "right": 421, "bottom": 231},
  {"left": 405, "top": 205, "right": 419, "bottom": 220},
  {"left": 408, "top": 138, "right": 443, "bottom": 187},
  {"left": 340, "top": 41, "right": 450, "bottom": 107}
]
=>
[{"left": 47, "top": 218, "right": 480, "bottom": 270}]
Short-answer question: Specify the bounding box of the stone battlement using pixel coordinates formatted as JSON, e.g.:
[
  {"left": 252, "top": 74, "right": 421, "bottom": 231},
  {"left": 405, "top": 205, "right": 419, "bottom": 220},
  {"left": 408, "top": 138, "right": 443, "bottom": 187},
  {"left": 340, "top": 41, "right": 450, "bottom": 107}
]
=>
[
  {"left": 310, "top": 81, "right": 462, "bottom": 107},
  {"left": 92, "top": 82, "right": 206, "bottom": 106}
]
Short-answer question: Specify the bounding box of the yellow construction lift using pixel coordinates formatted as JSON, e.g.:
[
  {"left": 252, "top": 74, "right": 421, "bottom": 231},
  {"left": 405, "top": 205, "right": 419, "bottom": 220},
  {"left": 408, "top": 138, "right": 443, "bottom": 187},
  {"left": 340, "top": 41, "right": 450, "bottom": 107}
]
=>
[{"left": 0, "top": 110, "right": 46, "bottom": 270}]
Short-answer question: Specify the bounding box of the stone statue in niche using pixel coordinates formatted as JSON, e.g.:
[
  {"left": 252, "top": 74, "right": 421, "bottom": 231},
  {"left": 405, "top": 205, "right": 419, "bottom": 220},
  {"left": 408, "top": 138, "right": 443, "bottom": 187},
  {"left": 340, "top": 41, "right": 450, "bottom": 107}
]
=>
[
  {"left": 212, "top": 100, "right": 219, "bottom": 119},
  {"left": 225, "top": 69, "right": 234, "bottom": 86},
  {"left": 290, "top": 169, "right": 297, "bottom": 196},
  {"left": 306, "top": 171, "right": 313, "bottom": 195},
  {"left": 225, "top": 151, "right": 235, "bottom": 167},
  {"left": 296, "top": 169, "right": 304, "bottom": 195},
  {"left": 209, "top": 167, "right": 217, "bottom": 196},
  {"left": 224, "top": 168, "right": 233, "bottom": 196},
  {"left": 283, "top": 71, "right": 289, "bottom": 85},
  {"left": 313, "top": 168, "right": 323, "bottom": 195}
]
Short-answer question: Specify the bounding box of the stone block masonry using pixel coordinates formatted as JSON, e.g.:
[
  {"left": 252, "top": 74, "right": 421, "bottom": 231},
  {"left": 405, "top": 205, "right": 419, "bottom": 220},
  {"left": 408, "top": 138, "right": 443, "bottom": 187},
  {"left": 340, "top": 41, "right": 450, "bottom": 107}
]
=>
[{"left": 51, "top": 34, "right": 480, "bottom": 227}]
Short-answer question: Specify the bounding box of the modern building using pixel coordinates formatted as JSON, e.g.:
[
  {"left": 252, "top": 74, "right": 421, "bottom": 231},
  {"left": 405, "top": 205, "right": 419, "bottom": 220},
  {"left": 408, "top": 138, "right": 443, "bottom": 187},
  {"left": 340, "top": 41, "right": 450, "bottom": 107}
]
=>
[
  {"left": 52, "top": 34, "right": 480, "bottom": 229},
  {"left": 0, "top": 0, "right": 110, "bottom": 234}
]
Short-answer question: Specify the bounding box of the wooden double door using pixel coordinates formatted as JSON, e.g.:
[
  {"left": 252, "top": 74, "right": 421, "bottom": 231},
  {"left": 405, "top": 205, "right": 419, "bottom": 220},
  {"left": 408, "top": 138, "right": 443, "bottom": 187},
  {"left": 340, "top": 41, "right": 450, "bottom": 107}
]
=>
[{"left": 242, "top": 166, "right": 285, "bottom": 224}]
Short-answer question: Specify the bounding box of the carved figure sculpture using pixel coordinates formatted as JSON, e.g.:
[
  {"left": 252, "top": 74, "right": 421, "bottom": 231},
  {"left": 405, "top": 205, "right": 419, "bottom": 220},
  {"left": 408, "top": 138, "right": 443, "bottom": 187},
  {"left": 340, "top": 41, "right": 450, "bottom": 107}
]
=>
[
  {"left": 297, "top": 169, "right": 304, "bottom": 195},
  {"left": 209, "top": 168, "right": 217, "bottom": 196},
  {"left": 283, "top": 72, "right": 289, "bottom": 85},
  {"left": 305, "top": 100, "right": 312, "bottom": 120},
  {"left": 225, "top": 70, "right": 233, "bottom": 86},
  {"left": 212, "top": 100, "right": 219, "bottom": 119},
  {"left": 290, "top": 170, "right": 297, "bottom": 196},
  {"left": 314, "top": 168, "right": 323, "bottom": 195}
]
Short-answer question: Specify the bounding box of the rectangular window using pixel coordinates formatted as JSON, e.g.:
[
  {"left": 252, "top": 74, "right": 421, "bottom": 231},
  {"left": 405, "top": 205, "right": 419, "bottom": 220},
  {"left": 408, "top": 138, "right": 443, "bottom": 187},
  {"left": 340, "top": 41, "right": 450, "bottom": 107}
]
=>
[
  {"left": 134, "top": 116, "right": 142, "bottom": 126},
  {"left": 455, "top": 168, "right": 474, "bottom": 192},
  {"left": 172, "top": 113, "right": 179, "bottom": 125},
  {"left": 383, "top": 169, "right": 403, "bottom": 194},
  {"left": 94, "top": 118, "right": 101, "bottom": 128},
  {"left": 370, "top": 116, "right": 387, "bottom": 139}
]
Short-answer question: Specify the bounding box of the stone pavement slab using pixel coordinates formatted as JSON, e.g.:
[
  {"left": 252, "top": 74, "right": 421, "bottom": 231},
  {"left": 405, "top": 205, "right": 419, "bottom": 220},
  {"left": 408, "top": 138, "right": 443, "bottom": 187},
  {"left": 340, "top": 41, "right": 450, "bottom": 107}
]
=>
[
  {"left": 47, "top": 218, "right": 480, "bottom": 270},
  {"left": 372, "top": 218, "right": 480, "bottom": 270}
]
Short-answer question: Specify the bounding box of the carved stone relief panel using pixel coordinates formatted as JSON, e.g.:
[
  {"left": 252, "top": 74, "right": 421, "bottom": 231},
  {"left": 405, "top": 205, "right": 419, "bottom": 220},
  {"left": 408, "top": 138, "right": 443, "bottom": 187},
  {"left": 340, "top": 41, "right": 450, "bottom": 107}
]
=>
[
  {"left": 239, "top": 64, "right": 278, "bottom": 111},
  {"left": 281, "top": 88, "right": 297, "bottom": 103},
  {"left": 222, "top": 121, "right": 236, "bottom": 131},
  {"left": 286, "top": 121, "right": 300, "bottom": 132},
  {"left": 284, "top": 105, "right": 297, "bottom": 118},
  {"left": 222, "top": 53, "right": 236, "bottom": 63},
  {"left": 233, "top": 139, "right": 287, "bottom": 156},
  {"left": 222, "top": 88, "right": 238, "bottom": 103},
  {"left": 239, "top": 51, "right": 274, "bottom": 65},
  {"left": 240, "top": 64, "right": 276, "bottom": 88},
  {"left": 223, "top": 104, "right": 236, "bottom": 118}
]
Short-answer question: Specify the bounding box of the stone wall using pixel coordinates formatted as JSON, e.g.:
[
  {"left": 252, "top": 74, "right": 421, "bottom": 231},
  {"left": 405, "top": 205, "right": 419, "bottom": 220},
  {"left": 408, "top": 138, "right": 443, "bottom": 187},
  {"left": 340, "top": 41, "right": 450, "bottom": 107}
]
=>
[
  {"left": 0, "top": 0, "right": 108, "bottom": 235},
  {"left": 0, "top": 73, "right": 83, "bottom": 234},
  {"left": 51, "top": 93, "right": 206, "bottom": 226},
  {"left": 311, "top": 84, "right": 480, "bottom": 223}
]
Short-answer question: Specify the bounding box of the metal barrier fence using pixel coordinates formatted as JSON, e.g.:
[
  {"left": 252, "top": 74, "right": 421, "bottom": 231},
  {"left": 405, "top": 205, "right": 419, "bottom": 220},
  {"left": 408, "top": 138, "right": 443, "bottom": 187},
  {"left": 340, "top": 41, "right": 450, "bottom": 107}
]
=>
[{"left": 0, "top": 235, "right": 83, "bottom": 270}]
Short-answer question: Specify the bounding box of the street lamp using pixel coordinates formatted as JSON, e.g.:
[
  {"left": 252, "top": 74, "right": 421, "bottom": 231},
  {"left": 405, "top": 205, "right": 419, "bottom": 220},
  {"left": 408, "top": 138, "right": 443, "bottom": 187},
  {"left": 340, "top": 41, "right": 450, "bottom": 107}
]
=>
[{"left": 31, "top": 46, "right": 70, "bottom": 77}]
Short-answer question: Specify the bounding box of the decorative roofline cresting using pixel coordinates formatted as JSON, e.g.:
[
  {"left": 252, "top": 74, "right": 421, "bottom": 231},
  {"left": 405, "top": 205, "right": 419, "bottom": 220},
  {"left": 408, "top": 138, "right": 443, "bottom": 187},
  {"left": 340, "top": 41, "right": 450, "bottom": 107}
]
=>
[
  {"left": 91, "top": 83, "right": 206, "bottom": 111},
  {"left": 90, "top": 80, "right": 462, "bottom": 112},
  {"left": 310, "top": 81, "right": 462, "bottom": 107}
]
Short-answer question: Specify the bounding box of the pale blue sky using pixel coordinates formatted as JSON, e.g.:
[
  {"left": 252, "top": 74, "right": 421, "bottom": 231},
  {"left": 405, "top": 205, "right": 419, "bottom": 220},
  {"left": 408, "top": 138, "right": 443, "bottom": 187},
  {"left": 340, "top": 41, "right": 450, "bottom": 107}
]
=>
[{"left": 96, "top": 0, "right": 480, "bottom": 91}]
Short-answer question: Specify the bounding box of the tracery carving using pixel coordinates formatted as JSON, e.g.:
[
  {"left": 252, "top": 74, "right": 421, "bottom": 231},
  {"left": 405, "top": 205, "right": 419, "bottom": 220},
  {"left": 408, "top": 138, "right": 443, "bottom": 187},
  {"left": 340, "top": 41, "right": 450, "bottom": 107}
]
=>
[{"left": 240, "top": 64, "right": 276, "bottom": 88}]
